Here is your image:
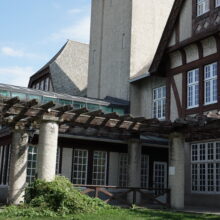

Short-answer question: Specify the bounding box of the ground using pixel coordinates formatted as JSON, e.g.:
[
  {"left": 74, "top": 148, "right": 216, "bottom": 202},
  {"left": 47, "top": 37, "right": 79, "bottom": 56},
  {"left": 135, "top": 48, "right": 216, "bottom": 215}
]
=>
[{"left": 0, "top": 208, "right": 220, "bottom": 220}]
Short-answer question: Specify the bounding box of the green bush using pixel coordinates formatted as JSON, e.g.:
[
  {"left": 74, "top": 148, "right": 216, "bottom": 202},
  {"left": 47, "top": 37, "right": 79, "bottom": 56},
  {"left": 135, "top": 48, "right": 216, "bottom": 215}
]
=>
[{"left": 1, "top": 176, "right": 111, "bottom": 217}]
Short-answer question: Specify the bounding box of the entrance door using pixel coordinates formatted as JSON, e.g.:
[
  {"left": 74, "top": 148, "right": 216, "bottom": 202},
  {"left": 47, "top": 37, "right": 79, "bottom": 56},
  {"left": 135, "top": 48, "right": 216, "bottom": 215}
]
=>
[{"left": 153, "top": 162, "right": 167, "bottom": 189}]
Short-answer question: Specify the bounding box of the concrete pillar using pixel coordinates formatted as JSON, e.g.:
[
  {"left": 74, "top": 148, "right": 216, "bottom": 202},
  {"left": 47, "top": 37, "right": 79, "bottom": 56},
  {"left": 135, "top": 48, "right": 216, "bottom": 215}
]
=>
[
  {"left": 127, "top": 139, "right": 142, "bottom": 204},
  {"left": 8, "top": 130, "right": 29, "bottom": 205},
  {"left": 169, "top": 132, "right": 185, "bottom": 209},
  {"left": 37, "top": 117, "right": 59, "bottom": 181}
]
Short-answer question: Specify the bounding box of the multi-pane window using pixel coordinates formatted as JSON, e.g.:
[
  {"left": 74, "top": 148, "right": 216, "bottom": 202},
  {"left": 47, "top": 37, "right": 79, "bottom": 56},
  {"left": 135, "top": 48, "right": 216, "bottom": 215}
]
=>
[
  {"left": 141, "top": 155, "right": 149, "bottom": 188},
  {"left": 197, "top": 0, "right": 209, "bottom": 16},
  {"left": 204, "top": 63, "right": 217, "bottom": 105},
  {"left": 0, "top": 145, "right": 10, "bottom": 186},
  {"left": 216, "top": 0, "right": 220, "bottom": 7},
  {"left": 56, "top": 147, "right": 61, "bottom": 175},
  {"left": 119, "top": 153, "right": 149, "bottom": 188},
  {"left": 153, "top": 86, "right": 166, "bottom": 120},
  {"left": 119, "top": 153, "right": 128, "bottom": 187},
  {"left": 27, "top": 146, "right": 37, "bottom": 184},
  {"left": 72, "top": 149, "right": 88, "bottom": 185},
  {"left": 187, "top": 69, "right": 199, "bottom": 108},
  {"left": 32, "top": 77, "right": 51, "bottom": 92},
  {"left": 92, "top": 151, "right": 107, "bottom": 185},
  {"left": 153, "top": 162, "right": 167, "bottom": 189},
  {"left": 191, "top": 142, "right": 220, "bottom": 193}
]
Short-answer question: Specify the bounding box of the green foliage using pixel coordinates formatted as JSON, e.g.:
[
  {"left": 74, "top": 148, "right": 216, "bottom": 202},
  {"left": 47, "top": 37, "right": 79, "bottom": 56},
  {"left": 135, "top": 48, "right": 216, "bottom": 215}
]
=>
[{"left": 1, "top": 176, "right": 110, "bottom": 218}]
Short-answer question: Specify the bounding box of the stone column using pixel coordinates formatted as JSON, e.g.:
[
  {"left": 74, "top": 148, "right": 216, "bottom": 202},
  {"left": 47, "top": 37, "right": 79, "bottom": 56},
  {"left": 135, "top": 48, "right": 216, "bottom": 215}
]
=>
[
  {"left": 169, "top": 132, "right": 185, "bottom": 209},
  {"left": 37, "top": 116, "right": 59, "bottom": 181},
  {"left": 127, "top": 139, "right": 142, "bottom": 204},
  {"left": 8, "top": 130, "right": 29, "bottom": 205}
]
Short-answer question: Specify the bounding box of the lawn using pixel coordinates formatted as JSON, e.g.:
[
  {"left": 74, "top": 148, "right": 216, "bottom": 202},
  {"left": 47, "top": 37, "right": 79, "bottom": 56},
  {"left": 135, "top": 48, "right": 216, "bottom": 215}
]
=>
[{"left": 0, "top": 208, "right": 219, "bottom": 220}]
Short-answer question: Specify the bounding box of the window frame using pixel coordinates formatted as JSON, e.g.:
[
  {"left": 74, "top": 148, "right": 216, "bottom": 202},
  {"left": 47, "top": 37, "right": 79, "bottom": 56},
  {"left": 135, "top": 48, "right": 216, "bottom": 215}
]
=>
[
  {"left": 187, "top": 69, "right": 199, "bottom": 109},
  {"left": 152, "top": 86, "right": 166, "bottom": 120},
  {"left": 204, "top": 62, "right": 218, "bottom": 105},
  {"left": 216, "top": 0, "right": 220, "bottom": 7},
  {"left": 197, "top": 0, "right": 210, "bottom": 16},
  {"left": 191, "top": 142, "right": 220, "bottom": 194}
]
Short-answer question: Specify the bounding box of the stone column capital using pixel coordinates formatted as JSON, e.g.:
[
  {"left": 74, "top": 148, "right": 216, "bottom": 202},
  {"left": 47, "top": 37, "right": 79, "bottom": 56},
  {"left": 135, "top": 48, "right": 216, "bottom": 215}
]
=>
[{"left": 41, "top": 115, "right": 59, "bottom": 123}]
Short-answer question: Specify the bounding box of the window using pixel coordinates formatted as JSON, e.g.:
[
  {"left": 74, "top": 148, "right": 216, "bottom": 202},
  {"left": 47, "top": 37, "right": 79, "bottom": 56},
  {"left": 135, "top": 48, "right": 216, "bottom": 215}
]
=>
[
  {"left": 204, "top": 62, "right": 217, "bottom": 105},
  {"left": 191, "top": 142, "right": 220, "bottom": 193},
  {"left": 197, "top": 0, "right": 209, "bottom": 16},
  {"left": 216, "top": 0, "right": 220, "bottom": 7},
  {"left": 72, "top": 149, "right": 88, "bottom": 185},
  {"left": 45, "top": 78, "right": 49, "bottom": 91},
  {"left": 0, "top": 145, "right": 10, "bottom": 186},
  {"left": 119, "top": 153, "right": 128, "bottom": 187},
  {"left": 141, "top": 155, "right": 149, "bottom": 188},
  {"left": 153, "top": 86, "right": 166, "bottom": 120},
  {"left": 92, "top": 151, "right": 107, "bottom": 185},
  {"left": 119, "top": 153, "right": 149, "bottom": 188},
  {"left": 153, "top": 162, "right": 167, "bottom": 189},
  {"left": 187, "top": 69, "right": 199, "bottom": 109},
  {"left": 26, "top": 146, "right": 37, "bottom": 184}
]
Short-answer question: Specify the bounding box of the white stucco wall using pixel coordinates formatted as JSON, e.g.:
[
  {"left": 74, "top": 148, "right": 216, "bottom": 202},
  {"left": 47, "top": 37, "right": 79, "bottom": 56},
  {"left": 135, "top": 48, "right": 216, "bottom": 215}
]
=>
[
  {"left": 170, "top": 51, "right": 182, "bottom": 69},
  {"left": 201, "top": 37, "right": 217, "bottom": 57},
  {"left": 179, "top": 0, "right": 192, "bottom": 42},
  {"left": 184, "top": 44, "right": 199, "bottom": 63},
  {"left": 130, "top": 76, "right": 166, "bottom": 118}
]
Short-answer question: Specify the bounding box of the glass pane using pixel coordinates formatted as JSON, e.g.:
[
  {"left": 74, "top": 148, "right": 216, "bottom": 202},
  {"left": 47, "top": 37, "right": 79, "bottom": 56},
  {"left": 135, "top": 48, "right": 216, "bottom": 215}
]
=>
[
  {"left": 59, "top": 99, "right": 72, "bottom": 105},
  {"left": 11, "top": 92, "right": 26, "bottom": 100},
  {"left": 0, "top": 90, "right": 10, "bottom": 97},
  {"left": 100, "top": 106, "right": 112, "bottom": 114},
  {"left": 28, "top": 95, "right": 42, "bottom": 102},
  {"left": 113, "top": 108, "right": 125, "bottom": 116},
  {"left": 73, "top": 101, "right": 86, "bottom": 109},
  {"left": 43, "top": 96, "right": 57, "bottom": 103},
  {"left": 87, "top": 103, "right": 99, "bottom": 111}
]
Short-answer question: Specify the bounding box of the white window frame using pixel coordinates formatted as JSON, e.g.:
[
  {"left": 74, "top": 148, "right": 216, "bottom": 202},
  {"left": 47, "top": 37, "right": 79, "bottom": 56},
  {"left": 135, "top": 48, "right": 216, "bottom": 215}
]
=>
[
  {"left": 72, "top": 149, "right": 88, "bottom": 185},
  {"left": 26, "top": 146, "right": 37, "bottom": 184},
  {"left": 152, "top": 86, "right": 166, "bottom": 120},
  {"left": 216, "top": 0, "right": 220, "bottom": 7},
  {"left": 204, "top": 62, "right": 218, "bottom": 105},
  {"left": 197, "top": 0, "right": 210, "bottom": 16},
  {"left": 141, "top": 155, "right": 149, "bottom": 188},
  {"left": 0, "top": 145, "right": 10, "bottom": 186},
  {"left": 187, "top": 69, "right": 199, "bottom": 109},
  {"left": 119, "top": 153, "right": 128, "bottom": 187},
  {"left": 92, "top": 151, "right": 107, "bottom": 186},
  {"left": 191, "top": 142, "right": 220, "bottom": 194},
  {"left": 153, "top": 161, "right": 167, "bottom": 189}
]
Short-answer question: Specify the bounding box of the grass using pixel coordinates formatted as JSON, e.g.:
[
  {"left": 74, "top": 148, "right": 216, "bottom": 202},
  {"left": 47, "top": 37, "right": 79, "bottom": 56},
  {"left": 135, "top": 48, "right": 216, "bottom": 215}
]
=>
[{"left": 0, "top": 208, "right": 219, "bottom": 220}]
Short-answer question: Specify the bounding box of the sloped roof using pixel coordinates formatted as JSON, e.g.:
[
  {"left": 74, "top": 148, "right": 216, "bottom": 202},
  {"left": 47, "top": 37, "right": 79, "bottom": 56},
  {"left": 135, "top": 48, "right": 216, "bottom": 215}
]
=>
[
  {"left": 149, "top": 0, "right": 185, "bottom": 74},
  {"left": 130, "top": 0, "right": 184, "bottom": 83},
  {"left": 28, "top": 41, "right": 69, "bottom": 87}
]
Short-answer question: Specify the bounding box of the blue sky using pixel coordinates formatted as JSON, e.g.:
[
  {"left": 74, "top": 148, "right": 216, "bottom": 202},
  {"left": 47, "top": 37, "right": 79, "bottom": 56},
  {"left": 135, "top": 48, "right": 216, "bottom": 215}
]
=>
[{"left": 0, "top": 0, "right": 91, "bottom": 87}]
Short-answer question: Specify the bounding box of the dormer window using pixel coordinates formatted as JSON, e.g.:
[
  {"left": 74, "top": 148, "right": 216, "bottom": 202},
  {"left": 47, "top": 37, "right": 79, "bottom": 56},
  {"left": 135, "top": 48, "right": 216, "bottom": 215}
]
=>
[
  {"left": 216, "top": 0, "right": 220, "bottom": 7},
  {"left": 197, "top": 0, "right": 209, "bottom": 16}
]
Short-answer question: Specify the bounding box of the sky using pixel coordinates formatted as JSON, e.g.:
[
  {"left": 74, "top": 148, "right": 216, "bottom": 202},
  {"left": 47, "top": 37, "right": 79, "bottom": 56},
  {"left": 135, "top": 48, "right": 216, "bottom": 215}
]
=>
[{"left": 0, "top": 0, "right": 91, "bottom": 87}]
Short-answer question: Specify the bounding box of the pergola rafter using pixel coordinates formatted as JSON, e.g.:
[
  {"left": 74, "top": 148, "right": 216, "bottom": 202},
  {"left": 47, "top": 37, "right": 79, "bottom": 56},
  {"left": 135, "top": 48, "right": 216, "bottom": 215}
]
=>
[{"left": 1, "top": 97, "right": 220, "bottom": 141}]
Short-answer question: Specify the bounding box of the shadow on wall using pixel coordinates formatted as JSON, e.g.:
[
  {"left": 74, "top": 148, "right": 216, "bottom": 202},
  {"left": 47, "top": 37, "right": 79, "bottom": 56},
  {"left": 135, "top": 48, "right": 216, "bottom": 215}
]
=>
[{"left": 50, "top": 63, "right": 87, "bottom": 97}]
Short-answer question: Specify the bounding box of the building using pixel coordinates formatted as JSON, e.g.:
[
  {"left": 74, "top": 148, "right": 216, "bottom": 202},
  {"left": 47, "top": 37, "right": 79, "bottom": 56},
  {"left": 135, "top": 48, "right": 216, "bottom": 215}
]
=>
[
  {"left": 130, "top": 0, "right": 220, "bottom": 209},
  {"left": 28, "top": 40, "right": 89, "bottom": 97},
  {"left": 87, "top": 0, "right": 175, "bottom": 100},
  {"left": 1, "top": 0, "right": 220, "bottom": 211}
]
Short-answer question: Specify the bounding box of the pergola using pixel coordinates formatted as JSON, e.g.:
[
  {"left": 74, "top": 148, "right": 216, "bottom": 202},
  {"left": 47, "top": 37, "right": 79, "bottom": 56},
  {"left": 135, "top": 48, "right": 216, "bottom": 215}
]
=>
[{"left": 1, "top": 97, "right": 220, "bottom": 209}]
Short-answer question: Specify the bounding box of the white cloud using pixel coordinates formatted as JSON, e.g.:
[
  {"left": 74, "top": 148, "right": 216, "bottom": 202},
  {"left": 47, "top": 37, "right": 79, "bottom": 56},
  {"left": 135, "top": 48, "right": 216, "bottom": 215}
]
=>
[
  {"left": 67, "top": 8, "right": 82, "bottom": 15},
  {"left": 1, "top": 47, "right": 24, "bottom": 57},
  {"left": 0, "top": 66, "right": 35, "bottom": 87},
  {"left": 50, "top": 16, "right": 90, "bottom": 43},
  {"left": 1, "top": 46, "right": 47, "bottom": 60}
]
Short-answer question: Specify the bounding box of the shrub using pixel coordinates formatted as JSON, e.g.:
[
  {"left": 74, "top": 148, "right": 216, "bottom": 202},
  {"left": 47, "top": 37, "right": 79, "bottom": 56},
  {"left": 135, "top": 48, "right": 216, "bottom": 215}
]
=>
[{"left": 1, "top": 176, "right": 111, "bottom": 217}]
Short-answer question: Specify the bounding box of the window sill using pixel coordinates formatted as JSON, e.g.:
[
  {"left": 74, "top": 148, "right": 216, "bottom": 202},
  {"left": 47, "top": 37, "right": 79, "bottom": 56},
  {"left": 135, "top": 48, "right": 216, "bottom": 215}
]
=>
[
  {"left": 204, "top": 101, "right": 218, "bottom": 106},
  {"left": 187, "top": 105, "right": 199, "bottom": 110}
]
